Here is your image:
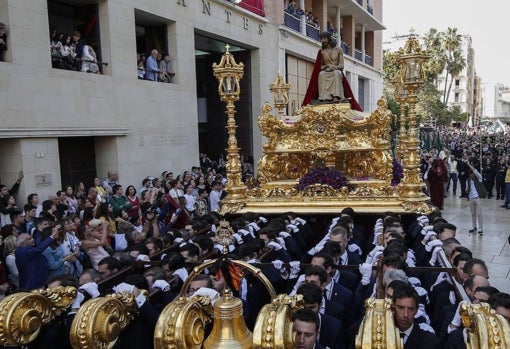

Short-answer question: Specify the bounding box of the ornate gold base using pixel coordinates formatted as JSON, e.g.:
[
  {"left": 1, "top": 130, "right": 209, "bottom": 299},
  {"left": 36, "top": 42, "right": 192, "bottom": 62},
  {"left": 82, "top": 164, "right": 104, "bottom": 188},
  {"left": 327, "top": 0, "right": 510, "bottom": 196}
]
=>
[
  {"left": 219, "top": 98, "right": 434, "bottom": 215},
  {"left": 225, "top": 179, "right": 432, "bottom": 215}
]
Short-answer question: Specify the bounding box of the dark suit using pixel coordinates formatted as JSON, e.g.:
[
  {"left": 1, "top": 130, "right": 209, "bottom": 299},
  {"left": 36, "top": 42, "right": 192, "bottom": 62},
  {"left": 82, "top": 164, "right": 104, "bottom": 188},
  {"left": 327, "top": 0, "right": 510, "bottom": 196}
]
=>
[
  {"left": 326, "top": 282, "right": 354, "bottom": 326},
  {"left": 404, "top": 324, "right": 439, "bottom": 349},
  {"left": 324, "top": 298, "right": 345, "bottom": 323},
  {"left": 334, "top": 269, "right": 359, "bottom": 293},
  {"left": 115, "top": 300, "right": 161, "bottom": 349},
  {"left": 444, "top": 328, "right": 466, "bottom": 349},
  {"left": 319, "top": 313, "right": 345, "bottom": 349},
  {"left": 345, "top": 251, "right": 362, "bottom": 266}
]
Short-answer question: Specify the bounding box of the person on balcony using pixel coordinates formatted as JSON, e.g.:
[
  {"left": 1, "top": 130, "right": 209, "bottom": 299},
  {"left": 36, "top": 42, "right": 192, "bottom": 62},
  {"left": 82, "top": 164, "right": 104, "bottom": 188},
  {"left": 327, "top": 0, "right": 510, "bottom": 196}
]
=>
[{"left": 302, "top": 32, "right": 362, "bottom": 111}]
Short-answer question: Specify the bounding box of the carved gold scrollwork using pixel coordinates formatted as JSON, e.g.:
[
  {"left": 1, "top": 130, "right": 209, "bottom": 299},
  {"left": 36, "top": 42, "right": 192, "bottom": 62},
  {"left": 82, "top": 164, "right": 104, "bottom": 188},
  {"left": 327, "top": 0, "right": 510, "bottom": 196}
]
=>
[
  {"left": 460, "top": 301, "right": 510, "bottom": 349},
  {"left": 0, "top": 286, "right": 77, "bottom": 346},
  {"left": 355, "top": 298, "right": 403, "bottom": 349},
  {"left": 70, "top": 293, "right": 137, "bottom": 349},
  {"left": 154, "top": 296, "right": 213, "bottom": 349},
  {"left": 253, "top": 294, "right": 304, "bottom": 349}
]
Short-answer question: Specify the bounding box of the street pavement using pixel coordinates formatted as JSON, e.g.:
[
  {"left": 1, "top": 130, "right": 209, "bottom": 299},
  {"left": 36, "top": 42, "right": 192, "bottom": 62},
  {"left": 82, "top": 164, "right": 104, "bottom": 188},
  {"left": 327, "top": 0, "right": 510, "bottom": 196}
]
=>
[{"left": 441, "top": 192, "right": 510, "bottom": 293}]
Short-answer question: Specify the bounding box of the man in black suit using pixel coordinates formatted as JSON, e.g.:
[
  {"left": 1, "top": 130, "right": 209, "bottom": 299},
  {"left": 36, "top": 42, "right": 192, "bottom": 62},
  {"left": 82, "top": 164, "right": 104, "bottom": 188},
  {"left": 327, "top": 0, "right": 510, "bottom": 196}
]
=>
[
  {"left": 392, "top": 283, "right": 439, "bottom": 349},
  {"left": 297, "top": 282, "right": 344, "bottom": 349},
  {"left": 311, "top": 252, "right": 354, "bottom": 325},
  {"left": 291, "top": 308, "right": 327, "bottom": 349}
]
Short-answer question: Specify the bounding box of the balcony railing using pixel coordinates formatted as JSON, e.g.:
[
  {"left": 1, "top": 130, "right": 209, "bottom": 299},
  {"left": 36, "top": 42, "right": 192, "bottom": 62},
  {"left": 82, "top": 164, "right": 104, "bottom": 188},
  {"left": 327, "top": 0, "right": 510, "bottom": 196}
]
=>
[
  {"left": 284, "top": 12, "right": 301, "bottom": 32},
  {"left": 306, "top": 23, "right": 320, "bottom": 41},
  {"left": 355, "top": 49, "right": 363, "bottom": 61},
  {"left": 283, "top": 12, "right": 321, "bottom": 42},
  {"left": 364, "top": 54, "right": 372, "bottom": 66}
]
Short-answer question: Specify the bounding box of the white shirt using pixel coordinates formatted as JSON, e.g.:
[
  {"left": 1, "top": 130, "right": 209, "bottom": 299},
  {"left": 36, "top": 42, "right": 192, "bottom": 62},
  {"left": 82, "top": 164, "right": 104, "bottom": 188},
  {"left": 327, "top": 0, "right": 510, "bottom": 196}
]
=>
[
  {"left": 400, "top": 323, "right": 414, "bottom": 344},
  {"left": 209, "top": 190, "right": 221, "bottom": 212}
]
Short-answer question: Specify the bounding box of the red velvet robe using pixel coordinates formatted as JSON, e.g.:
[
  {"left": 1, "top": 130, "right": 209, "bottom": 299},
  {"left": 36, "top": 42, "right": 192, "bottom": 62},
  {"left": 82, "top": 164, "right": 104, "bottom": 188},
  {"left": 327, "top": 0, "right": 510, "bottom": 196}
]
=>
[{"left": 302, "top": 50, "right": 362, "bottom": 111}]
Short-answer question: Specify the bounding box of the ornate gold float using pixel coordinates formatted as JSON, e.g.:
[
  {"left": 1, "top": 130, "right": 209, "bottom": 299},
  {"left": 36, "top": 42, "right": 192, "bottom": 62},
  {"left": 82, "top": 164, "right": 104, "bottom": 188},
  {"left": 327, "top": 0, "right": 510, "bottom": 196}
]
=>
[
  {"left": 460, "top": 301, "right": 510, "bottom": 349},
  {"left": 217, "top": 39, "right": 433, "bottom": 215},
  {"left": 0, "top": 286, "right": 76, "bottom": 346},
  {"left": 70, "top": 292, "right": 140, "bottom": 349},
  {"left": 355, "top": 298, "right": 403, "bottom": 349}
]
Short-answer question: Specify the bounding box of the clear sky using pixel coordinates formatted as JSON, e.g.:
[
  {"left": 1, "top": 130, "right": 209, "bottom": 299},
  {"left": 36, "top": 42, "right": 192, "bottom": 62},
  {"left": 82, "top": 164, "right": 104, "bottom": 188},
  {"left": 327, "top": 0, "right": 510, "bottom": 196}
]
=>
[{"left": 382, "top": 0, "right": 509, "bottom": 86}]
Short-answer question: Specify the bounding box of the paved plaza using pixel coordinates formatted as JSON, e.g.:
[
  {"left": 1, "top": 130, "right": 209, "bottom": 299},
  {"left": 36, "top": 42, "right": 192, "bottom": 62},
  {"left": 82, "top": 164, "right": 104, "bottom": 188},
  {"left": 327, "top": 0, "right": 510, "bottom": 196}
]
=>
[{"left": 441, "top": 194, "right": 510, "bottom": 293}]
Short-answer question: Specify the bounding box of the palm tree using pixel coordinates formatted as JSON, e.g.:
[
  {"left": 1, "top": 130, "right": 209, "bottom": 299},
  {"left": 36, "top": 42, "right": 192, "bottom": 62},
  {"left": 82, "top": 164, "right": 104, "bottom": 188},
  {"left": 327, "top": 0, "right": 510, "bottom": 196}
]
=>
[
  {"left": 422, "top": 28, "right": 445, "bottom": 84},
  {"left": 444, "top": 50, "right": 466, "bottom": 106},
  {"left": 441, "top": 27, "right": 464, "bottom": 105}
]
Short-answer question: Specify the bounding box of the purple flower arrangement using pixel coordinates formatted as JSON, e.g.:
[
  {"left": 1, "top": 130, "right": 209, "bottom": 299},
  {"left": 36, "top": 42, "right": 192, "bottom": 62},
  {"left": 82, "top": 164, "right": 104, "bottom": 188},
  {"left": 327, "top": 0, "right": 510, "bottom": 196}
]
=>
[
  {"left": 296, "top": 167, "right": 349, "bottom": 191},
  {"left": 391, "top": 157, "right": 403, "bottom": 186}
]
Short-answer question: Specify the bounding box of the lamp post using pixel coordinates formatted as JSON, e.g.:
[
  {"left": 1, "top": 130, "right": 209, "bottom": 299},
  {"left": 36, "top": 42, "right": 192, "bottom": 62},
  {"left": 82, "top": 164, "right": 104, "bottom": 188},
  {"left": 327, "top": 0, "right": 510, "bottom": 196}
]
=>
[
  {"left": 396, "top": 35, "right": 430, "bottom": 202},
  {"left": 269, "top": 72, "right": 291, "bottom": 119},
  {"left": 212, "top": 44, "right": 247, "bottom": 212}
]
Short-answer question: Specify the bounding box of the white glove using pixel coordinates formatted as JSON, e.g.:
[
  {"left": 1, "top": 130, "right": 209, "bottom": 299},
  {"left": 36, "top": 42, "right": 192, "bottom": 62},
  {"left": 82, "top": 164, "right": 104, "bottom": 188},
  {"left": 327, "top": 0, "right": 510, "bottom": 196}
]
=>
[
  {"left": 406, "top": 255, "right": 416, "bottom": 267},
  {"left": 192, "top": 287, "right": 220, "bottom": 305},
  {"left": 286, "top": 224, "right": 299, "bottom": 233},
  {"left": 420, "top": 225, "right": 435, "bottom": 236},
  {"left": 275, "top": 237, "right": 287, "bottom": 250},
  {"left": 366, "top": 245, "right": 384, "bottom": 265},
  {"left": 279, "top": 231, "right": 291, "bottom": 239},
  {"left": 428, "top": 246, "right": 444, "bottom": 266},
  {"left": 372, "top": 232, "right": 382, "bottom": 246},
  {"left": 289, "top": 261, "right": 301, "bottom": 279},
  {"left": 238, "top": 229, "right": 254, "bottom": 238},
  {"left": 267, "top": 241, "right": 282, "bottom": 251},
  {"left": 113, "top": 282, "right": 135, "bottom": 294},
  {"left": 71, "top": 292, "right": 85, "bottom": 310},
  {"left": 79, "top": 282, "right": 100, "bottom": 298},
  {"left": 248, "top": 222, "right": 260, "bottom": 232},
  {"left": 246, "top": 258, "right": 259, "bottom": 264},
  {"left": 172, "top": 267, "right": 189, "bottom": 282},
  {"left": 271, "top": 259, "right": 284, "bottom": 270},
  {"left": 289, "top": 274, "right": 305, "bottom": 296},
  {"left": 294, "top": 217, "right": 306, "bottom": 225},
  {"left": 423, "top": 230, "right": 437, "bottom": 242},
  {"left": 174, "top": 237, "right": 184, "bottom": 244},
  {"left": 232, "top": 233, "right": 244, "bottom": 245},
  {"left": 448, "top": 302, "right": 464, "bottom": 333},
  {"left": 417, "top": 215, "right": 429, "bottom": 226},
  {"left": 136, "top": 254, "right": 150, "bottom": 261},
  {"left": 359, "top": 263, "right": 373, "bottom": 285},
  {"left": 258, "top": 216, "right": 268, "bottom": 223},
  {"left": 152, "top": 279, "right": 171, "bottom": 292},
  {"left": 271, "top": 259, "right": 288, "bottom": 278},
  {"left": 307, "top": 238, "right": 327, "bottom": 255},
  {"left": 418, "top": 322, "right": 435, "bottom": 334},
  {"left": 408, "top": 277, "right": 421, "bottom": 287},
  {"left": 348, "top": 243, "right": 362, "bottom": 256},
  {"left": 425, "top": 239, "right": 443, "bottom": 252}
]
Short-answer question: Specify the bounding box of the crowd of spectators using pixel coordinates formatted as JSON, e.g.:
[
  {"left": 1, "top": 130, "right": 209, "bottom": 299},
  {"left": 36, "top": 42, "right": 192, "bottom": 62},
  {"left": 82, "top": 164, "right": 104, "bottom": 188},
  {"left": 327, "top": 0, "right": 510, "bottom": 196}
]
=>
[
  {"left": 284, "top": 1, "right": 320, "bottom": 29},
  {"left": 0, "top": 142, "right": 508, "bottom": 348},
  {"left": 137, "top": 49, "right": 175, "bottom": 82},
  {"left": 421, "top": 128, "right": 510, "bottom": 202},
  {"left": 49, "top": 29, "right": 100, "bottom": 73}
]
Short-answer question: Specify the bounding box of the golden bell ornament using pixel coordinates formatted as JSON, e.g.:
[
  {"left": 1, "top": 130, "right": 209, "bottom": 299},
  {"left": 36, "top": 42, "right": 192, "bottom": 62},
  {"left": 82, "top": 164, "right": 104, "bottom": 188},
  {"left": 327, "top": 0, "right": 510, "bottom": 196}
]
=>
[{"left": 203, "top": 289, "right": 253, "bottom": 349}]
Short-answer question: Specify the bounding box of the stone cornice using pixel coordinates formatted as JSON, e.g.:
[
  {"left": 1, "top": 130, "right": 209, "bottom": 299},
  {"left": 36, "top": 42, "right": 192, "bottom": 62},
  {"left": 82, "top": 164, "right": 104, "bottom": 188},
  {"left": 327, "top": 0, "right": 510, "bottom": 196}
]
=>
[{"left": 0, "top": 128, "right": 130, "bottom": 138}]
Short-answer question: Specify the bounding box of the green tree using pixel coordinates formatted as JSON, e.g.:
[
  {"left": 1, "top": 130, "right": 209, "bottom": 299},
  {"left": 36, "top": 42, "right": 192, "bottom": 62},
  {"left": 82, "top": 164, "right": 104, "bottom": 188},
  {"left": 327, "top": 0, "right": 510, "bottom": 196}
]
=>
[{"left": 441, "top": 27, "right": 465, "bottom": 105}]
